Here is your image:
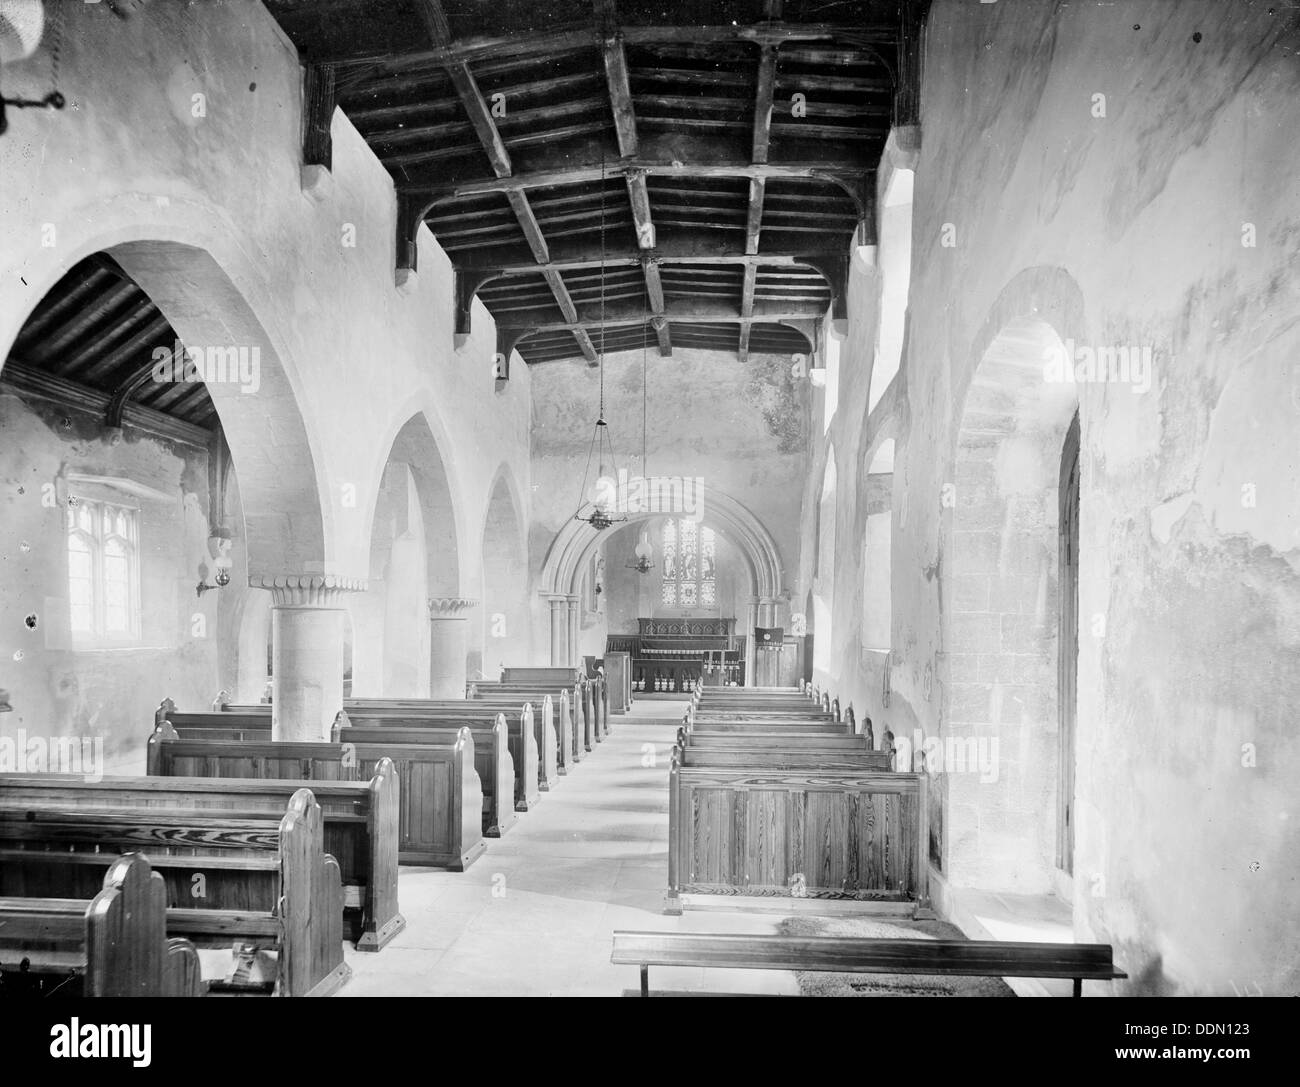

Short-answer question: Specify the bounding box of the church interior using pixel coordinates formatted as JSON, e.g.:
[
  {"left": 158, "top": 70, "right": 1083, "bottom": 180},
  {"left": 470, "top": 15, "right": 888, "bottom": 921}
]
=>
[{"left": 0, "top": 0, "right": 1296, "bottom": 1001}]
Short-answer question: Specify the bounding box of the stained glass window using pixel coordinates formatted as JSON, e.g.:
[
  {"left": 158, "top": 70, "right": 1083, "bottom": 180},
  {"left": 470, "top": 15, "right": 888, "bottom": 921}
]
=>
[
  {"left": 67, "top": 498, "right": 140, "bottom": 640},
  {"left": 661, "top": 519, "right": 716, "bottom": 609}
]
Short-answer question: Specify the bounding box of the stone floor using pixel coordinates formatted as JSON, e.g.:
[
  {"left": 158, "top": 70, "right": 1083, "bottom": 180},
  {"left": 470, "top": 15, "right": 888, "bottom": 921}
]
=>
[{"left": 343, "top": 701, "right": 800, "bottom": 996}]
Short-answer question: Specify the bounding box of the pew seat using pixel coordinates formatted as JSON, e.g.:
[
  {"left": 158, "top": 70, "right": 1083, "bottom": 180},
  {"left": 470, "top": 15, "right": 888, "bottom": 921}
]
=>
[
  {"left": 0, "top": 854, "right": 204, "bottom": 997},
  {"left": 0, "top": 789, "right": 349, "bottom": 996},
  {"left": 0, "top": 768, "right": 403, "bottom": 953},
  {"left": 611, "top": 931, "right": 1127, "bottom": 997}
]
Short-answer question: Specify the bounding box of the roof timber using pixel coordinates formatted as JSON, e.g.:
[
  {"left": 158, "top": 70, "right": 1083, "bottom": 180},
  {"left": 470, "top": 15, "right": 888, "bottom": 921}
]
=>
[{"left": 265, "top": 0, "right": 924, "bottom": 366}]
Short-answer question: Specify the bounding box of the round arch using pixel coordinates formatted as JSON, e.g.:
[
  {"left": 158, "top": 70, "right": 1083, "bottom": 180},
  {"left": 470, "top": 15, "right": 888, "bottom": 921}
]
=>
[
  {"left": 539, "top": 485, "right": 784, "bottom": 602},
  {"left": 941, "top": 265, "right": 1087, "bottom": 896},
  {"left": 1, "top": 219, "right": 333, "bottom": 578}
]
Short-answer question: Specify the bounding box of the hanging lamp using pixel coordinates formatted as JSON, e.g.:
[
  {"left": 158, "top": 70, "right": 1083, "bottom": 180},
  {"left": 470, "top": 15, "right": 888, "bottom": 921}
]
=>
[
  {"left": 627, "top": 301, "right": 654, "bottom": 574},
  {"left": 572, "top": 148, "right": 627, "bottom": 533}
]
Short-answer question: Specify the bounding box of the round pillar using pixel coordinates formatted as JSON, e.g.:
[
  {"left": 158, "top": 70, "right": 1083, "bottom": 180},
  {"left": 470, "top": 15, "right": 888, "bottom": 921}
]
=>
[
  {"left": 259, "top": 575, "right": 365, "bottom": 741},
  {"left": 429, "top": 597, "right": 475, "bottom": 698}
]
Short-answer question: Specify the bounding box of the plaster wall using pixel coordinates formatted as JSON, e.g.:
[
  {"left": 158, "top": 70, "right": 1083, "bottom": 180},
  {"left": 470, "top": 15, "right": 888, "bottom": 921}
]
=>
[
  {"left": 802, "top": 0, "right": 1300, "bottom": 995},
  {"left": 0, "top": 0, "right": 533, "bottom": 760}
]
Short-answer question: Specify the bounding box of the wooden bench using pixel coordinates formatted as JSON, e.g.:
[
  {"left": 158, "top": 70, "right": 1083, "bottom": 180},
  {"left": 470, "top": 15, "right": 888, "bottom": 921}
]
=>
[
  {"left": 339, "top": 701, "right": 548, "bottom": 800},
  {"left": 474, "top": 675, "right": 606, "bottom": 751},
  {"left": 0, "top": 853, "right": 204, "bottom": 997},
  {"left": 674, "top": 742, "right": 893, "bottom": 772},
  {"left": 0, "top": 785, "right": 349, "bottom": 996},
  {"left": 215, "top": 693, "right": 566, "bottom": 789},
  {"left": 471, "top": 682, "right": 594, "bottom": 757},
  {"left": 333, "top": 713, "right": 520, "bottom": 835},
  {"left": 148, "top": 727, "right": 484, "bottom": 871},
  {"left": 668, "top": 761, "right": 929, "bottom": 915},
  {"left": 2, "top": 767, "right": 403, "bottom": 953},
  {"left": 611, "top": 932, "right": 1127, "bottom": 997}
]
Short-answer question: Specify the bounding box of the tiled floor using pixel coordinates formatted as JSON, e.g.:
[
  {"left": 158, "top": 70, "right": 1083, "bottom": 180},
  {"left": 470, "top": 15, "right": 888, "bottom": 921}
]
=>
[{"left": 343, "top": 702, "right": 800, "bottom": 996}]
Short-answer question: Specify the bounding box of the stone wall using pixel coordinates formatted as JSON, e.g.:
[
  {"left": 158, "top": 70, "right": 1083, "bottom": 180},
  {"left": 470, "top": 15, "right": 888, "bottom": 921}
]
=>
[
  {"left": 802, "top": 0, "right": 1300, "bottom": 995},
  {"left": 0, "top": 0, "right": 533, "bottom": 762}
]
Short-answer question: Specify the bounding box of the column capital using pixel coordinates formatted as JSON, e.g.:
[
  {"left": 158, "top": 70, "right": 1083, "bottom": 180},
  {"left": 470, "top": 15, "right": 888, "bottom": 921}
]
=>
[
  {"left": 255, "top": 574, "right": 366, "bottom": 608},
  {"left": 429, "top": 597, "right": 476, "bottom": 618}
]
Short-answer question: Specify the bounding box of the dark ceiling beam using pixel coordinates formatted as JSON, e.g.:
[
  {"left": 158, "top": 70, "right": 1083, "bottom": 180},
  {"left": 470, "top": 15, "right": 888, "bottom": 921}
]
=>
[
  {"left": 496, "top": 298, "right": 822, "bottom": 331},
  {"left": 327, "top": 23, "right": 899, "bottom": 73},
  {"left": 738, "top": 263, "right": 758, "bottom": 364},
  {"left": 596, "top": 2, "right": 666, "bottom": 357},
  {"left": 405, "top": 154, "right": 869, "bottom": 204},
  {"left": 414, "top": 0, "right": 595, "bottom": 365},
  {"left": 458, "top": 245, "right": 840, "bottom": 280},
  {"left": 895, "top": 0, "right": 930, "bottom": 128},
  {"left": 642, "top": 259, "right": 670, "bottom": 357},
  {"left": 741, "top": 7, "right": 784, "bottom": 356},
  {"left": 415, "top": 0, "right": 511, "bottom": 178},
  {"left": 302, "top": 63, "right": 336, "bottom": 172}
]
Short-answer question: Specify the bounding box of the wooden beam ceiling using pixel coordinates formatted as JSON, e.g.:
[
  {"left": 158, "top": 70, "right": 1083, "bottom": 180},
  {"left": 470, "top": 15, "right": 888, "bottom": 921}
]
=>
[{"left": 266, "top": 0, "right": 924, "bottom": 366}]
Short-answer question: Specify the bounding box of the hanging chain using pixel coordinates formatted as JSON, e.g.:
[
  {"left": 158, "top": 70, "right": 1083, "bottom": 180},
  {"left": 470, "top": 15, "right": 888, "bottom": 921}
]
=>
[{"left": 597, "top": 144, "right": 607, "bottom": 419}]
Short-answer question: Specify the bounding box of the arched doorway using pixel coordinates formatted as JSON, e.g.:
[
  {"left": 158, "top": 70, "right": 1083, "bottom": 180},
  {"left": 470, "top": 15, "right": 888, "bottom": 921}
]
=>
[{"left": 945, "top": 316, "right": 1080, "bottom": 894}]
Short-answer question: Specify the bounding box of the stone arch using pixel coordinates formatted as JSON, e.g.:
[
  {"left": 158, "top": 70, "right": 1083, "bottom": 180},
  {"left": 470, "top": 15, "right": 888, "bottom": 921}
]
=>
[
  {"left": 940, "top": 266, "right": 1086, "bottom": 895},
  {"left": 541, "top": 486, "right": 782, "bottom": 600},
  {"left": 477, "top": 463, "right": 529, "bottom": 676},
  {"left": 539, "top": 485, "right": 784, "bottom": 668},
  {"left": 353, "top": 409, "right": 465, "bottom": 695},
  {"left": 2, "top": 230, "right": 332, "bottom": 578}
]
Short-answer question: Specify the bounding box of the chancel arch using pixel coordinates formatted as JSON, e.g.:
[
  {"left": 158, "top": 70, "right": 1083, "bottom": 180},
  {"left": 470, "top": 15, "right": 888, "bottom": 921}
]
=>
[{"left": 538, "top": 485, "right": 785, "bottom": 671}]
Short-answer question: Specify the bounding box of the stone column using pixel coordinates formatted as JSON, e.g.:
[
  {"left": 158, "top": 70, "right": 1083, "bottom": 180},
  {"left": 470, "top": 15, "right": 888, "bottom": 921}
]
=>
[
  {"left": 566, "top": 596, "right": 581, "bottom": 670},
  {"left": 259, "top": 575, "right": 365, "bottom": 742},
  {"left": 548, "top": 597, "right": 568, "bottom": 666},
  {"left": 429, "top": 598, "right": 476, "bottom": 698},
  {"left": 744, "top": 595, "right": 762, "bottom": 688}
]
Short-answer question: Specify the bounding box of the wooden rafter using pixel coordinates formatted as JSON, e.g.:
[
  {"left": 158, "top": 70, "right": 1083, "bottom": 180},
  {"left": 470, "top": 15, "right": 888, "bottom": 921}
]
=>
[
  {"left": 269, "top": 0, "right": 905, "bottom": 365},
  {"left": 327, "top": 22, "right": 899, "bottom": 73},
  {"left": 415, "top": 0, "right": 597, "bottom": 364}
]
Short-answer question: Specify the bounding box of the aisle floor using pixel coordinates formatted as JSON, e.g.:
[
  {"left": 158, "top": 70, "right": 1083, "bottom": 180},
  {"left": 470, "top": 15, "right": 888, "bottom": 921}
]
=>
[{"left": 343, "top": 703, "right": 800, "bottom": 996}]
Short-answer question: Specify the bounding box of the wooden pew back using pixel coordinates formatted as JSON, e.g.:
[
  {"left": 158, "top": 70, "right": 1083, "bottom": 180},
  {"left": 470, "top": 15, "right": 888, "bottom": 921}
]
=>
[
  {"left": 148, "top": 726, "right": 483, "bottom": 870},
  {"left": 667, "top": 763, "right": 928, "bottom": 914}
]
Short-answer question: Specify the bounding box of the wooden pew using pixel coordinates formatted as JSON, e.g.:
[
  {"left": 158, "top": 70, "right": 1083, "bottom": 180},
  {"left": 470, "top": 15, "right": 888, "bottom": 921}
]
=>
[
  {"left": 674, "top": 741, "right": 893, "bottom": 773},
  {"left": 333, "top": 712, "right": 523, "bottom": 833},
  {"left": 147, "top": 727, "right": 484, "bottom": 871},
  {"left": 611, "top": 932, "right": 1127, "bottom": 997},
  {"left": 0, "top": 853, "right": 204, "bottom": 997},
  {"left": 666, "top": 758, "right": 929, "bottom": 916},
  {"left": 342, "top": 699, "right": 552, "bottom": 797},
  {"left": 0, "top": 785, "right": 349, "bottom": 996},
  {"left": 2, "top": 767, "right": 403, "bottom": 953},
  {"left": 473, "top": 674, "right": 606, "bottom": 751},
  {"left": 471, "top": 681, "right": 593, "bottom": 757},
  {"left": 214, "top": 693, "right": 565, "bottom": 790}
]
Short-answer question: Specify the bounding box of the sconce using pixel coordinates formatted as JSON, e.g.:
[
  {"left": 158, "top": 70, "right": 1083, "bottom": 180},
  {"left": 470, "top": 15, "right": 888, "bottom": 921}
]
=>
[{"left": 196, "top": 529, "right": 234, "bottom": 596}]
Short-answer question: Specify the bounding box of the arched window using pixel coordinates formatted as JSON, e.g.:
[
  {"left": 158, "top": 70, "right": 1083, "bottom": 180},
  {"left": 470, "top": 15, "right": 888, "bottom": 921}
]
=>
[
  {"left": 661, "top": 519, "right": 716, "bottom": 607},
  {"left": 66, "top": 497, "right": 141, "bottom": 641}
]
